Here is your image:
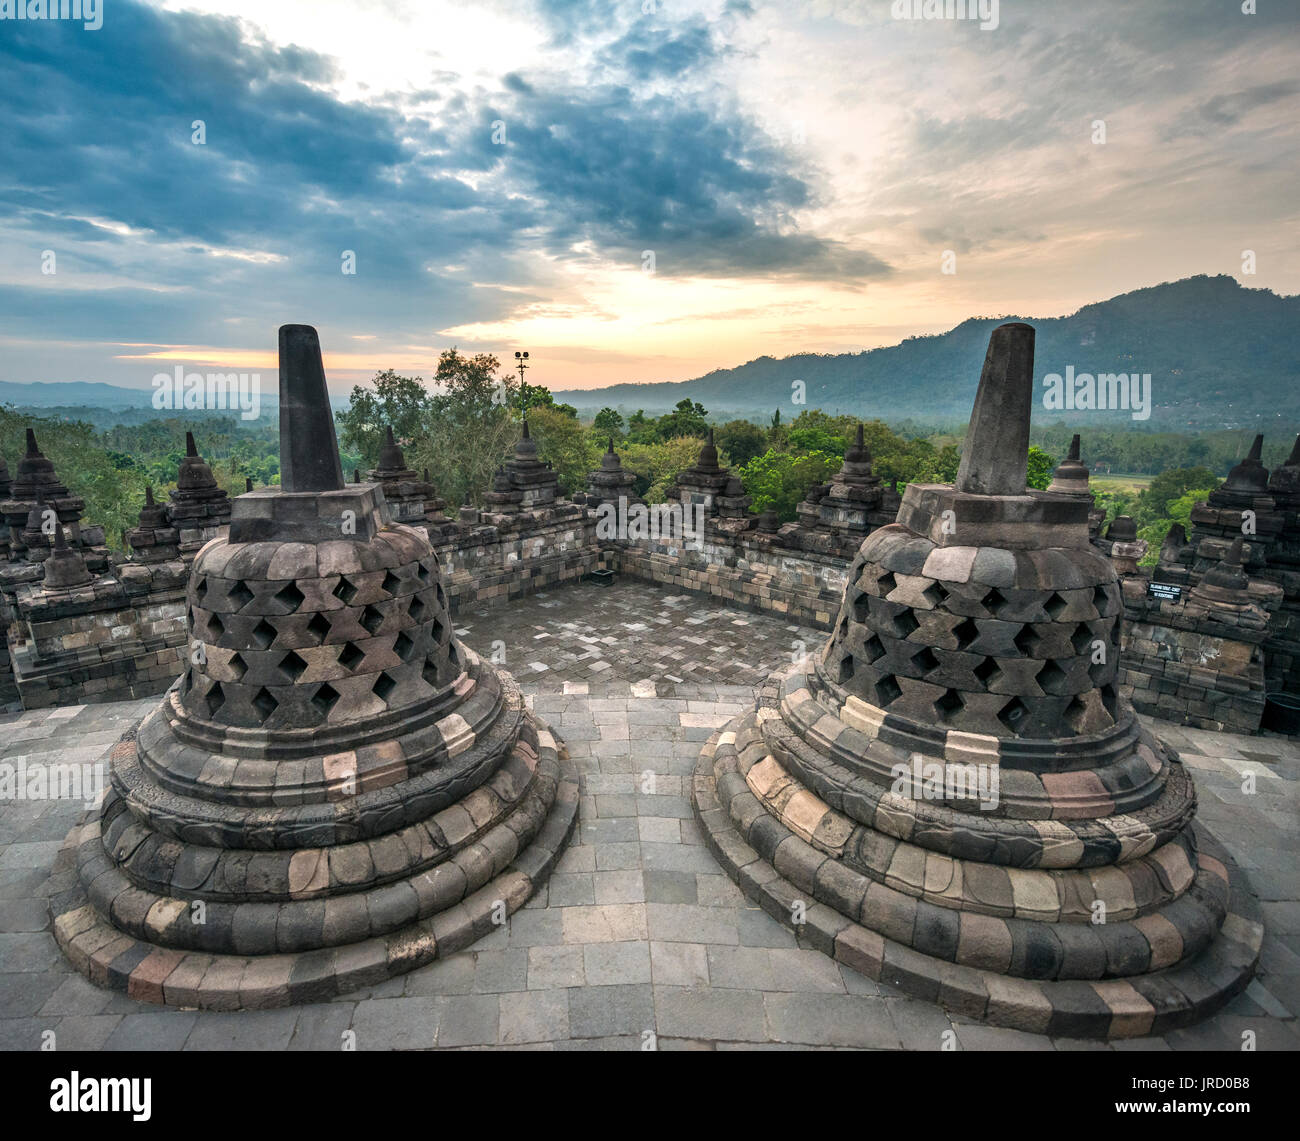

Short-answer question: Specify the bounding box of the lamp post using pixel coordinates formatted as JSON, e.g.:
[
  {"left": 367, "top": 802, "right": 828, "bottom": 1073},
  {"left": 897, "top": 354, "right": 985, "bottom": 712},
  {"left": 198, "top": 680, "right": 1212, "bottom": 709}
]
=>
[{"left": 514, "top": 350, "right": 530, "bottom": 419}]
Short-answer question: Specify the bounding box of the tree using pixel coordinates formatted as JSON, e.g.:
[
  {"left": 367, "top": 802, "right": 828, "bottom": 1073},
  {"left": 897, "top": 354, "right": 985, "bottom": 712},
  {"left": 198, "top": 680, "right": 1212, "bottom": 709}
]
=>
[
  {"left": 520, "top": 382, "right": 577, "bottom": 419},
  {"left": 738, "top": 449, "right": 840, "bottom": 520},
  {"left": 715, "top": 419, "right": 768, "bottom": 467},
  {"left": 933, "top": 443, "right": 961, "bottom": 483},
  {"left": 1167, "top": 488, "right": 1216, "bottom": 532},
  {"left": 1026, "top": 445, "right": 1056, "bottom": 491},
  {"left": 1136, "top": 467, "right": 1221, "bottom": 521},
  {"left": 786, "top": 425, "right": 847, "bottom": 459},
  {"left": 0, "top": 408, "right": 147, "bottom": 550},
  {"left": 1094, "top": 487, "right": 1136, "bottom": 529},
  {"left": 527, "top": 406, "right": 600, "bottom": 497},
  {"left": 626, "top": 410, "right": 658, "bottom": 445},
  {"left": 335, "top": 369, "right": 434, "bottom": 467},
  {"left": 1137, "top": 487, "right": 1215, "bottom": 568},
  {"left": 592, "top": 408, "right": 625, "bottom": 439},
  {"left": 655, "top": 399, "right": 709, "bottom": 440},
  {"left": 619, "top": 437, "right": 709, "bottom": 501},
  {"left": 405, "top": 349, "right": 518, "bottom": 507}
]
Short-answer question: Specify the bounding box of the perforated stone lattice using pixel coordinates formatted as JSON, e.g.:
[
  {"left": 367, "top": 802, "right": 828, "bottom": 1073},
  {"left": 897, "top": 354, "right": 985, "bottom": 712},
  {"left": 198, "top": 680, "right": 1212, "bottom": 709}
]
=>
[
  {"left": 823, "top": 553, "right": 1124, "bottom": 738},
  {"left": 182, "top": 554, "right": 458, "bottom": 729}
]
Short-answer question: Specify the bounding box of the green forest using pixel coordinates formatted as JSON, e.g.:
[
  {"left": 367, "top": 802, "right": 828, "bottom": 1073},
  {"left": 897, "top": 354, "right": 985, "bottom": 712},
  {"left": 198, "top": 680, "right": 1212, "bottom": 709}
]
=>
[{"left": 2, "top": 346, "right": 1266, "bottom": 562}]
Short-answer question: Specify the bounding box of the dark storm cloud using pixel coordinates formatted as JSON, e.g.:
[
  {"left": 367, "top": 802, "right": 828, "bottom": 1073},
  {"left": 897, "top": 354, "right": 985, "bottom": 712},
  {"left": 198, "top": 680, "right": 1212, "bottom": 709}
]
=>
[
  {"left": 481, "top": 80, "right": 888, "bottom": 278},
  {"left": 0, "top": 3, "right": 463, "bottom": 250},
  {"left": 0, "top": 0, "right": 886, "bottom": 368}
]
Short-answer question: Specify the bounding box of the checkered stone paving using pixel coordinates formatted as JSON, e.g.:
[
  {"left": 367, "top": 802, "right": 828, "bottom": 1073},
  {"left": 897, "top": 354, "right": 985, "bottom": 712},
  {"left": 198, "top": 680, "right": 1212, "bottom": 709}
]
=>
[
  {"left": 0, "top": 579, "right": 1296, "bottom": 1049},
  {"left": 454, "top": 578, "right": 824, "bottom": 694}
]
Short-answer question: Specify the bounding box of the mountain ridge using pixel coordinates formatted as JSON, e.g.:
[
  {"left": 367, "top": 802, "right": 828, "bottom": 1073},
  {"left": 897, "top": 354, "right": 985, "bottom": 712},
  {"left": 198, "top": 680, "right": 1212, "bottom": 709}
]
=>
[{"left": 553, "top": 275, "right": 1300, "bottom": 429}]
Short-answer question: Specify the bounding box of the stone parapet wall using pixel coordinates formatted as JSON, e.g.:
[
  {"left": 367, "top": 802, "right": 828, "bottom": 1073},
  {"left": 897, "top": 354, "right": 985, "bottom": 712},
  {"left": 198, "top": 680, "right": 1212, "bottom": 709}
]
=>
[
  {"left": 1118, "top": 620, "right": 1266, "bottom": 734},
  {"left": 1, "top": 512, "right": 604, "bottom": 709},
  {"left": 2, "top": 470, "right": 1295, "bottom": 734},
  {"left": 8, "top": 574, "right": 189, "bottom": 709},
  {"left": 1117, "top": 583, "right": 1269, "bottom": 733},
  {"left": 1264, "top": 602, "right": 1300, "bottom": 694},
  {"left": 6, "top": 559, "right": 192, "bottom": 709},
  {"left": 613, "top": 527, "right": 846, "bottom": 630},
  {"left": 0, "top": 604, "right": 20, "bottom": 713},
  {"left": 1256, "top": 562, "right": 1300, "bottom": 694},
  {"left": 434, "top": 511, "right": 602, "bottom": 612}
]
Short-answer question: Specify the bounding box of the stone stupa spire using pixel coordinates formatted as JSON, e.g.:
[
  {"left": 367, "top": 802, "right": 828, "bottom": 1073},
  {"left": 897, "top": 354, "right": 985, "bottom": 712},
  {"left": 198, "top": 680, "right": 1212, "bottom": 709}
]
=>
[
  {"left": 367, "top": 424, "right": 443, "bottom": 528},
  {"left": 954, "top": 322, "right": 1035, "bottom": 496},
  {"left": 845, "top": 423, "right": 867, "bottom": 462},
  {"left": 1160, "top": 521, "right": 1187, "bottom": 565},
  {"left": 696, "top": 427, "right": 721, "bottom": 472},
  {"left": 1047, "top": 434, "right": 1089, "bottom": 496},
  {"left": 127, "top": 483, "right": 180, "bottom": 563},
  {"left": 1267, "top": 433, "right": 1300, "bottom": 503},
  {"left": 139, "top": 485, "right": 166, "bottom": 525},
  {"left": 1221, "top": 433, "right": 1268, "bottom": 494},
  {"left": 278, "top": 323, "right": 344, "bottom": 494},
  {"left": 11, "top": 427, "right": 70, "bottom": 501},
  {"left": 376, "top": 425, "right": 408, "bottom": 473},
  {"left": 667, "top": 427, "right": 730, "bottom": 513}
]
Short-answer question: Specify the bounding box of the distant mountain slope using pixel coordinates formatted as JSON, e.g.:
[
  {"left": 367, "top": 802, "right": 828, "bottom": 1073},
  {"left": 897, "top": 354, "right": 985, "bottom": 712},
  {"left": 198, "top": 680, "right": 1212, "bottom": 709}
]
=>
[
  {"left": 0, "top": 381, "right": 304, "bottom": 414},
  {"left": 554, "top": 276, "right": 1300, "bottom": 428},
  {"left": 0, "top": 380, "right": 151, "bottom": 409}
]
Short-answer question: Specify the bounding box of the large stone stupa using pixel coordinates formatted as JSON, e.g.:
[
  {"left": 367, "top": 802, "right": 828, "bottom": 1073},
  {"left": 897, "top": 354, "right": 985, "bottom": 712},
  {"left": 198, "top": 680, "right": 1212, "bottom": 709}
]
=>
[
  {"left": 49, "top": 325, "right": 578, "bottom": 1008},
  {"left": 692, "top": 323, "right": 1261, "bottom": 1039}
]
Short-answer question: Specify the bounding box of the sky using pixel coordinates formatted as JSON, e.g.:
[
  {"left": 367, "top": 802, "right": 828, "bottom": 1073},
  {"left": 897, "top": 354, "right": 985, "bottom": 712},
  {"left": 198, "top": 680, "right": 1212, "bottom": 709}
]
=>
[{"left": 1, "top": 0, "right": 1297, "bottom": 396}]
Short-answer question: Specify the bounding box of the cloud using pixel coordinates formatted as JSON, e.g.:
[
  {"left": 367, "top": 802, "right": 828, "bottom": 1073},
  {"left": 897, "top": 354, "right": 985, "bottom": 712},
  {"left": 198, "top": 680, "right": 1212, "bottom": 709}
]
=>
[
  {"left": 0, "top": 0, "right": 1293, "bottom": 391},
  {"left": 0, "top": 0, "right": 886, "bottom": 384},
  {"left": 601, "top": 16, "right": 725, "bottom": 80},
  {"left": 1199, "top": 82, "right": 1300, "bottom": 126},
  {"left": 483, "top": 80, "right": 888, "bottom": 279}
]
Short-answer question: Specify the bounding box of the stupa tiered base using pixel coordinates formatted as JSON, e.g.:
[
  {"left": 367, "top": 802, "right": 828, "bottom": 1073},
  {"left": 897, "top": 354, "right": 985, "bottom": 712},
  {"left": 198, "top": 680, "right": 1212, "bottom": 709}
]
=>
[
  {"left": 49, "top": 654, "right": 578, "bottom": 1010},
  {"left": 692, "top": 666, "right": 1261, "bottom": 1039}
]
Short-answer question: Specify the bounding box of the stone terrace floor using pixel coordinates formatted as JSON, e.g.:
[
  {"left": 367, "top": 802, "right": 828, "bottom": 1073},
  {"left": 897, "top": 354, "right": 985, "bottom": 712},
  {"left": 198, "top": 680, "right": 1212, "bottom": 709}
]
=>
[{"left": 0, "top": 579, "right": 1297, "bottom": 1051}]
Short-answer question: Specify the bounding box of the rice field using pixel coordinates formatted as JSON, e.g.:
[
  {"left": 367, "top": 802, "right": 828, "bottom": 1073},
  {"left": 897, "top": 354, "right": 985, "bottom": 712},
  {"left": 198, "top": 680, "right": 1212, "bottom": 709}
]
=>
[{"left": 1090, "top": 473, "right": 1155, "bottom": 494}]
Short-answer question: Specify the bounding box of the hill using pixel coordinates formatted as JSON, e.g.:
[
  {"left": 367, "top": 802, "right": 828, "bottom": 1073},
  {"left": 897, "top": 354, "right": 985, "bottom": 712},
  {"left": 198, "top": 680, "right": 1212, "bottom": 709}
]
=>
[
  {"left": 553, "top": 275, "right": 1300, "bottom": 430},
  {"left": 0, "top": 380, "right": 154, "bottom": 409}
]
